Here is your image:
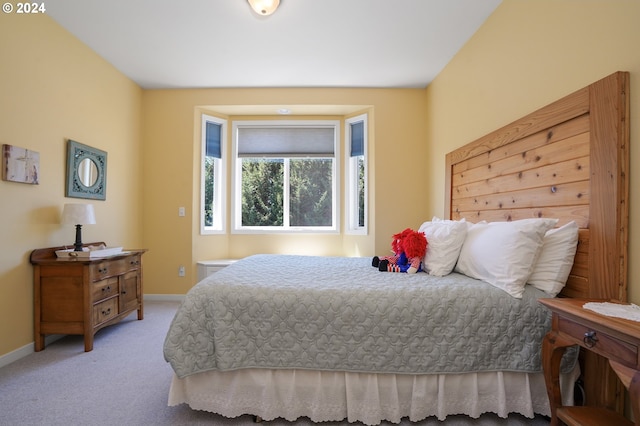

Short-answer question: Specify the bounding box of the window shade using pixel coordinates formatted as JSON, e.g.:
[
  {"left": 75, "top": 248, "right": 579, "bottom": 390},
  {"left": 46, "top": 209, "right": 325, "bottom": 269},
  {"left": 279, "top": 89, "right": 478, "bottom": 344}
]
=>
[
  {"left": 238, "top": 127, "right": 335, "bottom": 158},
  {"left": 205, "top": 122, "right": 222, "bottom": 158},
  {"left": 350, "top": 121, "right": 364, "bottom": 157}
]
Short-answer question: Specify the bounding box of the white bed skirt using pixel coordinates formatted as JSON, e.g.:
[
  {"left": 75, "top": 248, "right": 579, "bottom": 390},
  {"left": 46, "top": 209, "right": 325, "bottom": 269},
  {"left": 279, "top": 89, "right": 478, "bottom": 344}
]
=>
[{"left": 168, "top": 367, "right": 579, "bottom": 425}]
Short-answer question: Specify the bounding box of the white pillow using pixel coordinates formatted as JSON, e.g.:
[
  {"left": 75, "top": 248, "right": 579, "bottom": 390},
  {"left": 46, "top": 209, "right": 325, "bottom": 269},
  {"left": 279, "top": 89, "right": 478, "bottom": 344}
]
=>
[
  {"left": 527, "top": 221, "right": 579, "bottom": 297},
  {"left": 418, "top": 217, "right": 468, "bottom": 276},
  {"left": 454, "top": 218, "right": 559, "bottom": 298}
]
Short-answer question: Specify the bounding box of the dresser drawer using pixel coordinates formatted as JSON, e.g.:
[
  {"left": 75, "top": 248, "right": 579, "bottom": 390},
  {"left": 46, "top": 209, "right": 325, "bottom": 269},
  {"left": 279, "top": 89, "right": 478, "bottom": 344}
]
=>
[
  {"left": 91, "top": 259, "right": 127, "bottom": 280},
  {"left": 92, "top": 277, "right": 119, "bottom": 302},
  {"left": 125, "top": 255, "right": 142, "bottom": 271},
  {"left": 91, "top": 255, "right": 141, "bottom": 281},
  {"left": 558, "top": 317, "right": 638, "bottom": 366},
  {"left": 93, "top": 298, "right": 118, "bottom": 326}
]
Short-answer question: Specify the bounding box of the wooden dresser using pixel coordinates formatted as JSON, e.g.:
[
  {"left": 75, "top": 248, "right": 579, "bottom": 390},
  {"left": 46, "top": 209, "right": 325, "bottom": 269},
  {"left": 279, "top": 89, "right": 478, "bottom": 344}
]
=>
[{"left": 30, "top": 242, "right": 146, "bottom": 352}]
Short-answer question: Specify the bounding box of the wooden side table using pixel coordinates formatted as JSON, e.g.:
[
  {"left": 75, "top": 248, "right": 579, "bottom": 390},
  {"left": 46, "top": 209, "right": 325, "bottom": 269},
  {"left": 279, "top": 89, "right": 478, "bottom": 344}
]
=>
[{"left": 540, "top": 298, "right": 640, "bottom": 426}]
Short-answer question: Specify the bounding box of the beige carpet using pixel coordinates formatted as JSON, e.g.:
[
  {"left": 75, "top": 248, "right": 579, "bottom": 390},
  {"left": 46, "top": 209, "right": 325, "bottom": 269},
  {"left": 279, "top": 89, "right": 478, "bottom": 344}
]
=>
[{"left": 0, "top": 300, "right": 549, "bottom": 425}]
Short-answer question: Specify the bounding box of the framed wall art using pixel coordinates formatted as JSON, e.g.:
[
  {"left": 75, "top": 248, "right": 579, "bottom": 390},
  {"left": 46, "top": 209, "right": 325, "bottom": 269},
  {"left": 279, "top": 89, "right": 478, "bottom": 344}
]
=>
[
  {"left": 2, "top": 144, "right": 40, "bottom": 184},
  {"left": 65, "top": 140, "right": 107, "bottom": 200}
]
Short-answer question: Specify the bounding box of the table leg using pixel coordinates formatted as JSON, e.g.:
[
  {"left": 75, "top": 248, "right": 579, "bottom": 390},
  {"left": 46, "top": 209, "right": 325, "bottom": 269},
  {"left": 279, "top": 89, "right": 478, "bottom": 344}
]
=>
[{"left": 543, "top": 330, "right": 575, "bottom": 426}]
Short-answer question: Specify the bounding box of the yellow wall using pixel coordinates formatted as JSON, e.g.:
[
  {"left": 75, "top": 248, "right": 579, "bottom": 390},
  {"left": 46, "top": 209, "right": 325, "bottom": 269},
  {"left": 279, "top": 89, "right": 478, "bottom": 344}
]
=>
[
  {"left": 0, "top": 14, "right": 142, "bottom": 356},
  {"left": 141, "top": 89, "right": 429, "bottom": 294},
  {"left": 425, "top": 0, "right": 640, "bottom": 301}
]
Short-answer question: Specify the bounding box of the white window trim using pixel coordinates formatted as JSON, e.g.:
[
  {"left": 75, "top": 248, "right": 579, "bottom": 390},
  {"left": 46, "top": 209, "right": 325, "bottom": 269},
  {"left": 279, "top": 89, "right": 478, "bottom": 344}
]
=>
[
  {"left": 345, "top": 113, "right": 368, "bottom": 235},
  {"left": 231, "top": 120, "right": 340, "bottom": 234},
  {"left": 200, "top": 114, "right": 227, "bottom": 235}
]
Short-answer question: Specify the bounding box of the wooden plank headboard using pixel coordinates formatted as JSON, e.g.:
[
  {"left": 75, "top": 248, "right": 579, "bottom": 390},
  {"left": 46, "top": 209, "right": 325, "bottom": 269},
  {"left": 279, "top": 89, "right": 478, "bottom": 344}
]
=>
[{"left": 445, "top": 71, "right": 629, "bottom": 302}]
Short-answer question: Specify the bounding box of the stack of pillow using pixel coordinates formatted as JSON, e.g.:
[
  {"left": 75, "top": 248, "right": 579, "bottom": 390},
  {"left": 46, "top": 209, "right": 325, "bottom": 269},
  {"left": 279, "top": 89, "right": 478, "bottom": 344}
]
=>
[{"left": 418, "top": 217, "right": 579, "bottom": 298}]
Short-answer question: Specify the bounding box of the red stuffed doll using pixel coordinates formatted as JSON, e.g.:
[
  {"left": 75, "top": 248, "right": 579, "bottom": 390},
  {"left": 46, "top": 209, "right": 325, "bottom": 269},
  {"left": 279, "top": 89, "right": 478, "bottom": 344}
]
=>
[{"left": 372, "top": 228, "right": 427, "bottom": 274}]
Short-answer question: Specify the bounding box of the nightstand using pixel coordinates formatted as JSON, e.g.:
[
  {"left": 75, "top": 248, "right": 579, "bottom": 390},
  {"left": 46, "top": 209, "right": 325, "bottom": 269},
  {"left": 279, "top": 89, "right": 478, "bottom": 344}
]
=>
[{"left": 540, "top": 298, "right": 640, "bottom": 426}]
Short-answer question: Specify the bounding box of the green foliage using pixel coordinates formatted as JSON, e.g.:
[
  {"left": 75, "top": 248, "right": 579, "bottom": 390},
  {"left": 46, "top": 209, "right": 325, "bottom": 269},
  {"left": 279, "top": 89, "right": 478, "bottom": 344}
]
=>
[
  {"left": 241, "top": 158, "right": 332, "bottom": 227},
  {"left": 290, "top": 159, "right": 332, "bottom": 226},
  {"left": 204, "top": 157, "right": 214, "bottom": 226},
  {"left": 205, "top": 157, "right": 336, "bottom": 229},
  {"left": 357, "top": 156, "right": 365, "bottom": 227},
  {"left": 241, "top": 159, "right": 284, "bottom": 226}
]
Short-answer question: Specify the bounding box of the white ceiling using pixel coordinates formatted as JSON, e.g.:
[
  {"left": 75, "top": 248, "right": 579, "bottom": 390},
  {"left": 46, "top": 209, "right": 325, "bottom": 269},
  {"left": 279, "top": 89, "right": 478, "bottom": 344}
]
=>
[{"left": 46, "top": 0, "right": 502, "bottom": 90}]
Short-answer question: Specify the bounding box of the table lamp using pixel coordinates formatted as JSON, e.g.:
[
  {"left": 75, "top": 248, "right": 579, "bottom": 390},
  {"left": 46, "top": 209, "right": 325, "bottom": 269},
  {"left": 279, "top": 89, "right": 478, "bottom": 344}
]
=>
[{"left": 61, "top": 203, "right": 96, "bottom": 251}]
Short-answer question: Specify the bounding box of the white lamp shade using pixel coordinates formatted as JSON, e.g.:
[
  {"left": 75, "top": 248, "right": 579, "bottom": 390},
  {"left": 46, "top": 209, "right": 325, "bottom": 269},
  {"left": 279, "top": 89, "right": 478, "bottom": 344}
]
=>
[
  {"left": 61, "top": 203, "right": 96, "bottom": 225},
  {"left": 248, "top": 0, "right": 280, "bottom": 15}
]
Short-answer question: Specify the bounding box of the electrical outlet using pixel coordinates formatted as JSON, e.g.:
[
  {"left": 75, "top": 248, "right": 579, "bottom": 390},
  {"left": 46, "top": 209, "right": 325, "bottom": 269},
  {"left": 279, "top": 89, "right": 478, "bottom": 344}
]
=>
[
  {"left": 178, "top": 207, "right": 185, "bottom": 217},
  {"left": 178, "top": 266, "right": 185, "bottom": 277}
]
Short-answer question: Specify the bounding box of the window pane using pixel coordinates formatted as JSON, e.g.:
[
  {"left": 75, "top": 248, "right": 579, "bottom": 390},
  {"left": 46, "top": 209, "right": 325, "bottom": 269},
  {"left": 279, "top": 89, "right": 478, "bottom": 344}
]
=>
[
  {"left": 357, "top": 156, "right": 365, "bottom": 227},
  {"left": 202, "top": 114, "right": 226, "bottom": 234},
  {"left": 241, "top": 158, "right": 284, "bottom": 226},
  {"left": 204, "top": 157, "right": 215, "bottom": 226},
  {"left": 345, "top": 113, "right": 367, "bottom": 234},
  {"left": 290, "top": 159, "right": 333, "bottom": 227}
]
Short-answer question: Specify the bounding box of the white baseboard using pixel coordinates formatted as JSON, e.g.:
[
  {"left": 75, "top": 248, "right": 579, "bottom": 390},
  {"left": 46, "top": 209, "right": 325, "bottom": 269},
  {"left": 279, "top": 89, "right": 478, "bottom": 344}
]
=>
[
  {"left": 0, "top": 334, "right": 63, "bottom": 369},
  {"left": 143, "top": 294, "right": 185, "bottom": 302},
  {"left": 0, "top": 295, "right": 183, "bottom": 369}
]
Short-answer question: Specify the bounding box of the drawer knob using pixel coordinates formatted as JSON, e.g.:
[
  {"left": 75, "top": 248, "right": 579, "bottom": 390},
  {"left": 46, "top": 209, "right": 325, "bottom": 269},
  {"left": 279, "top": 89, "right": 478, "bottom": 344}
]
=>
[
  {"left": 102, "top": 286, "right": 111, "bottom": 293},
  {"left": 584, "top": 330, "right": 598, "bottom": 348},
  {"left": 101, "top": 308, "right": 111, "bottom": 316}
]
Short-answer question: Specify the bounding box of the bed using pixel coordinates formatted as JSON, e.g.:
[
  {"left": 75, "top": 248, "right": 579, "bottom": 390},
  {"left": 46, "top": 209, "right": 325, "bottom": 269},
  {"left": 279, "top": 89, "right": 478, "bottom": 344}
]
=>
[{"left": 163, "top": 71, "right": 629, "bottom": 424}]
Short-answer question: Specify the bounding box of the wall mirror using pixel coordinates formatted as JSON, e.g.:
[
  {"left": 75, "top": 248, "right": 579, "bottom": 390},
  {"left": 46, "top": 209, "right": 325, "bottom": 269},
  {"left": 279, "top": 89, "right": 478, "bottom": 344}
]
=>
[{"left": 65, "top": 140, "right": 107, "bottom": 200}]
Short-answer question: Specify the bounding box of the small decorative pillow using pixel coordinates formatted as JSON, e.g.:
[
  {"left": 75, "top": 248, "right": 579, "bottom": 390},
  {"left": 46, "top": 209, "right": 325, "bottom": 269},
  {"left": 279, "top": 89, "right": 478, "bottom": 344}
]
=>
[
  {"left": 454, "top": 218, "right": 558, "bottom": 298},
  {"left": 527, "top": 221, "right": 579, "bottom": 297},
  {"left": 418, "top": 217, "right": 468, "bottom": 276}
]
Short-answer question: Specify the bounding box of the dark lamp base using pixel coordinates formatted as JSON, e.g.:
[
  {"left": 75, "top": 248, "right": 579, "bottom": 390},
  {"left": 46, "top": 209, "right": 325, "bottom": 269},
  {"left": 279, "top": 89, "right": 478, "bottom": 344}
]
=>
[{"left": 73, "top": 224, "right": 84, "bottom": 252}]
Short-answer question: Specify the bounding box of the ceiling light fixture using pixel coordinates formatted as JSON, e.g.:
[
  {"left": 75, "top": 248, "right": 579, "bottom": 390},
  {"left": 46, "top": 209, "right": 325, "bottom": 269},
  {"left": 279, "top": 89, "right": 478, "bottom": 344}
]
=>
[{"left": 247, "top": 0, "right": 280, "bottom": 16}]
